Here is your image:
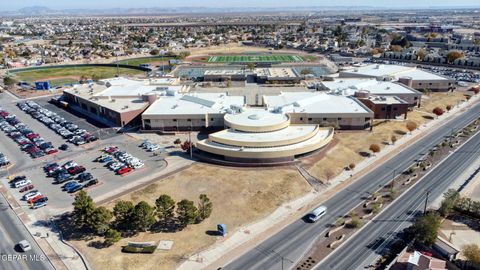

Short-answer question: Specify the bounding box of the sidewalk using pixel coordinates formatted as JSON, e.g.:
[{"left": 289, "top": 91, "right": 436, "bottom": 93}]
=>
[{"left": 178, "top": 94, "right": 480, "bottom": 270}]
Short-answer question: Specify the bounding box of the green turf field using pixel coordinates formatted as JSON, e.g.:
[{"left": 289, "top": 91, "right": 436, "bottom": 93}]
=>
[
  {"left": 12, "top": 66, "right": 144, "bottom": 83},
  {"left": 207, "top": 54, "right": 304, "bottom": 63}
]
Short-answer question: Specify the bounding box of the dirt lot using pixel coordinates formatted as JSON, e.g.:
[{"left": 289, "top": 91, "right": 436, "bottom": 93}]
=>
[
  {"left": 70, "top": 164, "right": 311, "bottom": 270},
  {"left": 307, "top": 91, "right": 467, "bottom": 180},
  {"left": 439, "top": 216, "right": 480, "bottom": 260}
]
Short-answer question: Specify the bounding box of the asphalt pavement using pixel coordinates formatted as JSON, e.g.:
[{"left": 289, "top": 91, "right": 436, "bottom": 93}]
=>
[
  {"left": 224, "top": 102, "right": 480, "bottom": 270},
  {"left": 0, "top": 194, "right": 54, "bottom": 270}
]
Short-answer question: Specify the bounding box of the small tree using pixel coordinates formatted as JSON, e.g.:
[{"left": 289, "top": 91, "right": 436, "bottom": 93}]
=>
[
  {"left": 446, "top": 105, "right": 452, "bottom": 112},
  {"left": 89, "top": 206, "right": 113, "bottom": 235},
  {"left": 411, "top": 212, "right": 441, "bottom": 246},
  {"left": 3, "top": 76, "right": 16, "bottom": 87},
  {"left": 349, "top": 215, "right": 363, "bottom": 228},
  {"left": 197, "top": 194, "right": 213, "bottom": 223},
  {"left": 391, "top": 134, "right": 397, "bottom": 145},
  {"left": 406, "top": 121, "right": 417, "bottom": 134},
  {"left": 104, "top": 229, "right": 121, "bottom": 246},
  {"left": 113, "top": 200, "right": 134, "bottom": 231},
  {"left": 348, "top": 163, "right": 356, "bottom": 171},
  {"left": 462, "top": 244, "right": 480, "bottom": 265},
  {"left": 432, "top": 107, "right": 444, "bottom": 117},
  {"left": 324, "top": 168, "right": 335, "bottom": 181},
  {"left": 155, "top": 194, "right": 176, "bottom": 225},
  {"left": 247, "top": 62, "right": 255, "bottom": 71},
  {"left": 389, "top": 189, "right": 398, "bottom": 199},
  {"left": 174, "top": 138, "right": 181, "bottom": 145},
  {"left": 131, "top": 201, "right": 156, "bottom": 232},
  {"left": 150, "top": 49, "right": 160, "bottom": 55},
  {"left": 446, "top": 51, "right": 464, "bottom": 64},
  {"left": 176, "top": 199, "right": 199, "bottom": 227},
  {"left": 181, "top": 140, "right": 193, "bottom": 152},
  {"left": 369, "top": 144, "right": 381, "bottom": 156},
  {"left": 72, "top": 191, "right": 96, "bottom": 229}
]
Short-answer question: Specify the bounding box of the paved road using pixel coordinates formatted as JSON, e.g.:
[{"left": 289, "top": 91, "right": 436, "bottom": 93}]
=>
[
  {"left": 0, "top": 195, "right": 54, "bottom": 270},
  {"left": 318, "top": 123, "right": 480, "bottom": 270},
  {"left": 224, "top": 103, "right": 480, "bottom": 270}
]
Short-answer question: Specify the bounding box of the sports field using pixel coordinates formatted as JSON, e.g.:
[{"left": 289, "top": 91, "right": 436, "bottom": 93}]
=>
[
  {"left": 11, "top": 66, "right": 144, "bottom": 84},
  {"left": 208, "top": 54, "right": 304, "bottom": 63}
]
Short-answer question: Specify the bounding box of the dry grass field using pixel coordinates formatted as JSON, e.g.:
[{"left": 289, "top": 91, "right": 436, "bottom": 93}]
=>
[{"left": 71, "top": 164, "right": 311, "bottom": 270}]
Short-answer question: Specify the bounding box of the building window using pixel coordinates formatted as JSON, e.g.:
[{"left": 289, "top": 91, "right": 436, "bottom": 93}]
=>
[
  {"left": 418, "top": 83, "right": 422, "bottom": 85},
  {"left": 381, "top": 108, "right": 386, "bottom": 111},
  {"left": 300, "top": 117, "right": 303, "bottom": 121},
  {"left": 394, "top": 107, "right": 398, "bottom": 110},
  {"left": 187, "top": 119, "right": 191, "bottom": 122},
  {"left": 338, "top": 118, "right": 342, "bottom": 120},
  {"left": 429, "top": 83, "right": 432, "bottom": 85},
  {"left": 323, "top": 118, "right": 327, "bottom": 121},
  {"left": 211, "top": 118, "right": 214, "bottom": 121},
  {"left": 308, "top": 118, "right": 312, "bottom": 121},
  {"left": 414, "top": 97, "right": 418, "bottom": 100},
  {"left": 173, "top": 119, "right": 177, "bottom": 122}
]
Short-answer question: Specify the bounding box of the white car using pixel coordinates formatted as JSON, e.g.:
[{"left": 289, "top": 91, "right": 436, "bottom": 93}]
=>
[
  {"left": 14, "top": 179, "right": 32, "bottom": 188},
  {"left": 146, "top": 145, "right": 160, "bottom": 152},
  {"left": 18, "top": 240, "right": 31, "bottom": 252},
  {"left": 23, "top": 191, "right": 41, "bottom": 201},
  {"left": 132, "top": 162, "right": 144, "bottom": 169}
]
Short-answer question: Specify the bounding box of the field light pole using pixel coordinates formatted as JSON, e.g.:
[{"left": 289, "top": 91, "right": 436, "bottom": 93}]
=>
[{"left": 391, "top": 169, "right": 398, "bottom": 190}]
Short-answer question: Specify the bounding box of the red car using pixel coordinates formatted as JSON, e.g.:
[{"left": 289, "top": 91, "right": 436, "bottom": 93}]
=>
[
  {"left": 46, "top": 149, "right": 59, "bottom": 155},
  {"left": 117, "top": 167, "right": 133, "bottom": 175},
  {"left": 104, "top": 146, "right": 118, "bottom": 153},
  {"left": 26, "top": 133, "right": 40, "bottom": 140},
  {"left": 19, "top": 184, "right": 34, "bottom": 193},
  {"left": 67, "top": 166, "right": 86, "bottom": 175},
  {"left": 28, "top": 195, "right": 45, "bottom": 204},
  {"left": 0, "top": 111, "right": 9, "bottom": 117}
]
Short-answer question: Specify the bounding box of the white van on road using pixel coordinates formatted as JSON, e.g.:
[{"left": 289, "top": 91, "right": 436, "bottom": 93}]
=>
[{"left": 305, "top": 205, "right": 327, "bottom": 223}]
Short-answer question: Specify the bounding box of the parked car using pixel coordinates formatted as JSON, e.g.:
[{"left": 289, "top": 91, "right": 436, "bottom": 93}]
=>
[
  {"left": 67, "top": 184, "right": 84, "bottom": 193},
  {"left": 117, "top": 167, "right": 133, "bottom": 175},
  {"left": 67, "top": 166, "right": 86, "bottom": 175},
  {"left": 14, "top": 179, "right": 32, "bottom": 188},
  {"left": 83, "top": 179, "right": 98, "bottom": 188},
  {"left": 19, "top": 184, "right": 35, "bottom": 193},
  {"left": 23, "top": 191, "right": 41, "bottom": 201},
  {"left": 76, "top": 172, "right": 93, "bottom": 182},
  {"left": 31, "top": 201, "right": 47, "bottom": 209},
  {"left": 59, "top": 144, "right": 69, "bottom": 151}
]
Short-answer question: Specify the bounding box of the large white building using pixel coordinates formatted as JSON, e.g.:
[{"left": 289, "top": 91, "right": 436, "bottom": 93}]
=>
[
  {"left": 196, "top": 108, "right": 334, "bottom": 165},
  {"left": 339, "top": 64, "right": 455, "bottom": 91}
]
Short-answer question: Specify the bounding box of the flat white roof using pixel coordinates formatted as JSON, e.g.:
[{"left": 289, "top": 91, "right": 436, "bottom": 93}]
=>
[
  {"left": 341, "top": 64, "right": 451, "bottom": 81},
  {"left": 321, "top": 78, "right": 420, "bottom": 95},
  {"left": 224, "top": 108, "right": 288, "bottom": 128},
  {"left": 142, "top": 93, "right": 245, "bottom": 116},
  {"left": 211, "top": 125, "right": 317, "bottom": 144},
  {"left": 264, "top": 92, "right": 372, "bottom": 115}
]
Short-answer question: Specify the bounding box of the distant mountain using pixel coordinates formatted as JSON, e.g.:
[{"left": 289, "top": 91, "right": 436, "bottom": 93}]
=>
[{"left": 3, "top": 5, "right": 480, "bottom": 16}]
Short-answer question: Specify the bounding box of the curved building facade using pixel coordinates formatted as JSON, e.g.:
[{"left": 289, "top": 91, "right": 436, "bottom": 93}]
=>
[{"left": 196, "top": 109, "right": 334, "bottom": 165}]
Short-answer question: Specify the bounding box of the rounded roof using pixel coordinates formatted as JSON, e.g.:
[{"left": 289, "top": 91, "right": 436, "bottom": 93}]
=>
[{"left": 224, "top": 109, "right": 290, "bottom": 132}]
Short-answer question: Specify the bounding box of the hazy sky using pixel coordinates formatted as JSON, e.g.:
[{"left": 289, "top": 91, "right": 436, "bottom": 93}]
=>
[{"left": 3, "top": 0, "right": 480, "bottom": 10}]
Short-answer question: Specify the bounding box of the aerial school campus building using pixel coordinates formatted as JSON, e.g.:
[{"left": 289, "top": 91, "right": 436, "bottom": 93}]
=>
[{"left": 61, "top": 63, "right": 448, "bottom": 164}]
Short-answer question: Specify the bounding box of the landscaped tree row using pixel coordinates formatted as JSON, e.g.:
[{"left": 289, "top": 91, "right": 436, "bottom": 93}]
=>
[{"left": 72, "top": 191, "right": 213, "bottom": 247}]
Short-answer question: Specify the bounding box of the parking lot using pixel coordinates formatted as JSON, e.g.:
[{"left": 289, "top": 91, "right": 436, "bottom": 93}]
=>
[{"left": 0, "top": 93, "right": 168, "bottom": 217}]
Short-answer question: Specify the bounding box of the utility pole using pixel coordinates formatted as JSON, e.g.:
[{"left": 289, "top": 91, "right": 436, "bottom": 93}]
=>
[
  {"left": 189, "top": 122, "right": 193, "bottom": 159},
  {"left": 270, "top": 249, "right": 293, "bottom": 270},
  {"left": 423, "top": 190, "right": 430, "bottom": 215},
  {"left": 391, "top": 169, "right": 397, "bottom": 190}
]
